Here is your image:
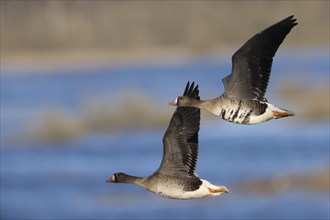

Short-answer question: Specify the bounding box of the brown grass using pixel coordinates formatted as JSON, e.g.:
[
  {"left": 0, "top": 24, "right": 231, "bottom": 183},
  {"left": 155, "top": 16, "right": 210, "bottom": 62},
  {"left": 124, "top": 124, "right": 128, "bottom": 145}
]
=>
[
  {"left": 277, "top": 81, "right": 329, "bottom": 121},
  {"left": 2, "top": 1, "right": 329, "bottom": 54},
  {"left": 24, "top": 110, "right": 86, "bottom": 143},
  {"left": 239, "top": 168, "right": 330, "bottom": 194},
  {"left": 2, "top": 1, "right": 328, "bottom": 75},
  {"left": 22, "top": 91, "right": 173, "bottom": 143},
  {"left": 17, "top": 80, "right": 329, "bottom": 143}
]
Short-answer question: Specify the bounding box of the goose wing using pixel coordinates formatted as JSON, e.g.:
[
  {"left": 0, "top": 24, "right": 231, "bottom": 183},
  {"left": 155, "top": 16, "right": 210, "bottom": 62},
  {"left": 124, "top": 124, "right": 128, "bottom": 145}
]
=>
[
  {"left": 157, "top": 81, "right": 201, "bottom": 178},
  {"left": 222, "top": 15, "right": 298, "bottom": 101}
]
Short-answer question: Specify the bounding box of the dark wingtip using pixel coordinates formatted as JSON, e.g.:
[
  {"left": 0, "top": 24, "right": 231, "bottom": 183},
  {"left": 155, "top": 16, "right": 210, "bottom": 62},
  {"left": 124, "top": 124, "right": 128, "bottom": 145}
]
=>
[
  {"left": 183, "top": 81, "right": 190, "bottom": 95},
  {"left": 282, "top": 15, "right": 298, "bottom": 27},
  {"left": 183, "top": 81, "right": 199, "bottom": 100}
]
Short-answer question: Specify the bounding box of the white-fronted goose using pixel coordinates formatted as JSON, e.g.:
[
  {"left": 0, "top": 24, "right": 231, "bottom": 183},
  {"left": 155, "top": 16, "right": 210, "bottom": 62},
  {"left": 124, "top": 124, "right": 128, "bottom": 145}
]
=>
[
  {"left": 106, "top": 82, "right": 229, "bottom": 199},
  {"left": 169, "top": 15, "right": 297, "bottom": 125}
]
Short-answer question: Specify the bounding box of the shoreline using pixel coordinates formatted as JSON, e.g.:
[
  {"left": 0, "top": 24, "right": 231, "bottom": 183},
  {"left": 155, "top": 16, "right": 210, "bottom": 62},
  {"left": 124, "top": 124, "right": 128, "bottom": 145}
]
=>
[
  {"left": 1, "top": 47, "right": 226, "bottom": 75},
  {"left": 1, "top": 46, "right": 327, "bottom": 75}
]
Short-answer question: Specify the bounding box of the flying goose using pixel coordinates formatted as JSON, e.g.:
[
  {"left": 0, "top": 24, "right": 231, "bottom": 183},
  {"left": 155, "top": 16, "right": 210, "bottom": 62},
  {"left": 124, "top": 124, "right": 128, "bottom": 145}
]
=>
[
  {"left": 106, "top": 82, "right": 229, "bottom": 199},
  {"left": 169, "top": 15, "right": 297, "bottom": 125}
]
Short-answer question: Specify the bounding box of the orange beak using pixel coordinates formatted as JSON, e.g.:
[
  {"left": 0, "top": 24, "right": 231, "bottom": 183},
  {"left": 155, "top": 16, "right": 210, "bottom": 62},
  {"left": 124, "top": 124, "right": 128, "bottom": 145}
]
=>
[
  {"left": 106, "top": 175, "right": 116, "bottom": 183},
  {"left": 168, "top": 98, "right": 178, "bottom": 106}
]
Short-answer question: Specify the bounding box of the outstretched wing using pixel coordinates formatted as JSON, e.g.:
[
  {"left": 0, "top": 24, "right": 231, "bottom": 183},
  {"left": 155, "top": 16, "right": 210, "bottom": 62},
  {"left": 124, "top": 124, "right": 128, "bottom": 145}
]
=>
[
  {"left": 222, "top": 15, "right": 298, "bottom": 101},
  {"left": 157, "top": 81, "right": 201, "bottom": 178}
]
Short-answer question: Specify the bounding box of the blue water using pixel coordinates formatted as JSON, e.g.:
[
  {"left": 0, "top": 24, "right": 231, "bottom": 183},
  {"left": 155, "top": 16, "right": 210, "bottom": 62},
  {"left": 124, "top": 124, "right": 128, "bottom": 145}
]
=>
[{"left": 1, "top": 51, "right": 329, "bottom": 219}]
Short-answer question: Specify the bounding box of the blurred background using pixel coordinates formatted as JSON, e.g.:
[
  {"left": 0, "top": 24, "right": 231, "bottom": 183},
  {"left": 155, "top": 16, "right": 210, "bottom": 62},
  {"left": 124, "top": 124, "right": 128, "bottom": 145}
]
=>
[{"left": 1, "top": 1, "right": 329, "bottom": 219}]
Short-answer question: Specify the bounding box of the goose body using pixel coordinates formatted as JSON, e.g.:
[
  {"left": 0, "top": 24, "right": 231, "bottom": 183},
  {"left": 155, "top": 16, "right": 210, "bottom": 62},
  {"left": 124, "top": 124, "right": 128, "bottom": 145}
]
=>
[
  {"left": 182, "top": 95, "right": 293, "bottom": 125},
  {"left": 108, "top": 173, "right": 227, "bottom": 200},
  {"left": 170, "top": 15, "right": 297, "bottom": 125},
  {"left": 107, "top": 82, "right": 229, "bottom": 199},
  {"left": 151, "top": 177, "right": 228, "bottom": 200}
]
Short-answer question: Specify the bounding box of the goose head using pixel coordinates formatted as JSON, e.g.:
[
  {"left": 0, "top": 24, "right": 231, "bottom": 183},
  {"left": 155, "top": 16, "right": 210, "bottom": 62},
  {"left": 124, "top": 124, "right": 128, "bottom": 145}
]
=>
[
  {"left": 168, "top": 96, "right": 197, "bottom": 107},
  {"left": 106, "top": 172, "right": 127, "bottom": 183},
  {"left": 106, "top": 172, "right": 144, "bottom": 185}
]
